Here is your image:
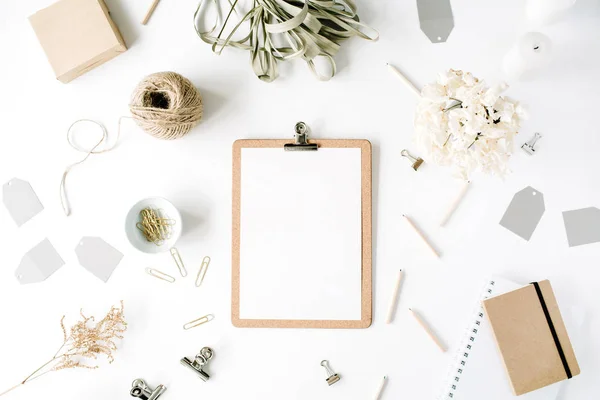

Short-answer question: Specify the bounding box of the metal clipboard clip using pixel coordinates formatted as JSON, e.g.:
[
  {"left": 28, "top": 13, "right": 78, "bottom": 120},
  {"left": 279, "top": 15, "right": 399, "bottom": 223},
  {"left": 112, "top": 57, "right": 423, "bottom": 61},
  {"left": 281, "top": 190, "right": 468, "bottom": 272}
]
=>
[
  {"left": 130, "top": 379, "right": 166, "bottom": 400},
  {"left": 284, "top": 122, "right": 318, "bottom": 151},
  {"left": 181, "top": 347, "right": 214, "bottom": 382},
  {"left": 521, "top": 132, "right": 542, "bottom": 155}
]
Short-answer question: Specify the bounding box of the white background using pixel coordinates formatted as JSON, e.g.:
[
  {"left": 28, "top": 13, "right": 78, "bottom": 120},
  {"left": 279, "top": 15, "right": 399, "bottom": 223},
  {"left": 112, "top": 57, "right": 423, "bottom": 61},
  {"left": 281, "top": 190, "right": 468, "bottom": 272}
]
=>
[{"left": 0, "top": 0, "right": 599, "bottom": 399}]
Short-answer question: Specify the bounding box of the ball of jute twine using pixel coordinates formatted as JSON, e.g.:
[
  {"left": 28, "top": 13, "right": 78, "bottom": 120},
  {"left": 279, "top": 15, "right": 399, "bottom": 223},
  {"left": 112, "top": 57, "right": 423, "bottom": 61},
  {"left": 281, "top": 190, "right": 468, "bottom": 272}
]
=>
[{"left": 129, "top": 71, "right": 203, "bottom": 140}]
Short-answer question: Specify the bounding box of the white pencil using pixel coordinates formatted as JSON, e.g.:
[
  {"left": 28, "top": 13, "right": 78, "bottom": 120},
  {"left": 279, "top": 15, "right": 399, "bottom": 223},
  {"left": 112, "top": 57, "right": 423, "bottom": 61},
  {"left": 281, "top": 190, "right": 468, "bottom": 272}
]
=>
[
  {"left": 374, "top": 376, "right": 387, "bottom": 400},
  {"left": 440, "top": 181, "right": 470, "bottom": 227},
  {"left": 402, "top": 215, "right": 441, "bottom": 258},
  {"left": 386, "top": 270, "right": 404, "bottom": 324},
  {"left": 409, "top": 308, "right": 447, "bottom": 352},
  {"left": 142, "top": 0, "right": 161, "bottom": 25},
  {"left": 386, "top": 63, "right": 421, "bottom": 98}
]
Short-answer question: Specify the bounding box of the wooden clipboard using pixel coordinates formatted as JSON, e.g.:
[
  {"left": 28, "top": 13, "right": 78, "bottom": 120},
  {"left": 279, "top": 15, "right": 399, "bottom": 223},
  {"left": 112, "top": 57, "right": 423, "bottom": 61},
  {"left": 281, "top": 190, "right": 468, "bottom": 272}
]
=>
[{"left": 232, "top": 135, "right": 372, "bottom": 329}]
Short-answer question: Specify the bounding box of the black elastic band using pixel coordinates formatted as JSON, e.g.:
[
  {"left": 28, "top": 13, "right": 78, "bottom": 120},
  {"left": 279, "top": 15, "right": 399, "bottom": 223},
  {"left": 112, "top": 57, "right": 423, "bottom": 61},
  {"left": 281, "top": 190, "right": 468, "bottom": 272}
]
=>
[{"left": 531, "top": 282, "right": 572, "bottom": 379}]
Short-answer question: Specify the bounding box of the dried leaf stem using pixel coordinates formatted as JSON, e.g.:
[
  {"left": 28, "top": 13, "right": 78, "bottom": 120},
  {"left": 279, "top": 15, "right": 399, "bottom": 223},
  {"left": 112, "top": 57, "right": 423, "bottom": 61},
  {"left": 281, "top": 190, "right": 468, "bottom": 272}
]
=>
[{"left": 0, "top": 302, "right": 127, "bottom": 397}]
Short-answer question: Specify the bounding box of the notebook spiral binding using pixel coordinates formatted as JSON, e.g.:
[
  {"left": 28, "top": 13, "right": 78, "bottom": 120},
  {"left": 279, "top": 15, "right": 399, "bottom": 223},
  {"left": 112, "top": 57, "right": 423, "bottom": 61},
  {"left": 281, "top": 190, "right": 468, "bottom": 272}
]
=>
[{"left": 439, "top": 280, "right": 496, "bottom": 400}]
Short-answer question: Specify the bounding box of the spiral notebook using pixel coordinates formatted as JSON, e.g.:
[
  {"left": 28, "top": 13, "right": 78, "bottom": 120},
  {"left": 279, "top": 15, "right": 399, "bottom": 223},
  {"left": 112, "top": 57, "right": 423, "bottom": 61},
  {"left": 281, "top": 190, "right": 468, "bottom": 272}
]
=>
[{"left": 439, "top": 278, "right": 563, "bottom": 400}]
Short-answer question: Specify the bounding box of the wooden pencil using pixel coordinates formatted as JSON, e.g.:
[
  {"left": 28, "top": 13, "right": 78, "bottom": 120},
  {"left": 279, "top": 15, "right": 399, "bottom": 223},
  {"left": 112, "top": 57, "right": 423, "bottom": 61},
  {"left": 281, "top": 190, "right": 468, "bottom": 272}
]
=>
[
  {"left": 142, "top": 0, "right": 161, "bottom": 25},
  {"left": 409, "top": 308, "right": 447, "bottom": 352},
  {"left": 386, "top": 269, "right": 404, "bottom": 324},
  {"left": 440, "top": 181, "right": 470, "bottom": 227},
  {"left": 402, "top": 214, "right": 441, "bottom": 258},
  {"left": 373, "top": 376, "right": 387, "bottom": 400},
  {"left": 386, "top": 63, "right": 421, "bottom": 98}
]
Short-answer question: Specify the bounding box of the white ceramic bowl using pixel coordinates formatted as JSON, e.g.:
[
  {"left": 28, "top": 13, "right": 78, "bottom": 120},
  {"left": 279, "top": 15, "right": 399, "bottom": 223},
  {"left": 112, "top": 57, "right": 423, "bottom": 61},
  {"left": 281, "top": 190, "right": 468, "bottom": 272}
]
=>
[{"left": 125, "top": 197, "right": 183, "bottom": 254}]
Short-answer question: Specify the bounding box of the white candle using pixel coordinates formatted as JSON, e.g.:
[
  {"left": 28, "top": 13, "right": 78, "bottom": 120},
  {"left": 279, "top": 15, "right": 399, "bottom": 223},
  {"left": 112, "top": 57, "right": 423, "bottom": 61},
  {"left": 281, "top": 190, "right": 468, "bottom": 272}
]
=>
[
  {"left": 526, "top": 0, "right": 576, "bottom": 26},
  {"left": 503, "top": 32, "right": 552, "bottom": 81}
]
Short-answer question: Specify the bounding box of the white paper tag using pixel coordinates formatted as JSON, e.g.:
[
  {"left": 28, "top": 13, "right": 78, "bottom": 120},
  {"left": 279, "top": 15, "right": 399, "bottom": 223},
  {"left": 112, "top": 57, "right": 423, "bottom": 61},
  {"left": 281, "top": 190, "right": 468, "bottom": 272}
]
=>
[
  {"left": 15, "top": 238, "right": 65, "bottom": 284},
  {"left": 563, "top": 207, "right": 600, "bottom": 247},
  {"left": 75, "top": 237, "right": 123, "bottom": 282},
  {"left": 499, "top": 186, "right": 545, "bottom": 241},
  {"left": 2, "top": 178, "right": 44, "bottom": 226}
]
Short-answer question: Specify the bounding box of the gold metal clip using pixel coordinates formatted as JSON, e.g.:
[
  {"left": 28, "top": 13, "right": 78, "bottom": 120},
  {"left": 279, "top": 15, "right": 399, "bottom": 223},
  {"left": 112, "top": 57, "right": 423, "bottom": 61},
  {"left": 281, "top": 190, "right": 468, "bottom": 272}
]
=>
[
  {"left": 401, "top": 149, "right": 424, "bottom": 171},
  {"left": 170, "top": 247, "right": 187, "bottom": 277},
  {"left": 195, "top": 256, "right": 211, "bottom": 287},
  {"left": 145, "top": 267, "right": 176, "bottom": 283},
  {"left": 321, "top": 360, "right": 341, "bottom": 386},
  {"left": 183, "top": 314, "right": 214, "bottom": 330}
]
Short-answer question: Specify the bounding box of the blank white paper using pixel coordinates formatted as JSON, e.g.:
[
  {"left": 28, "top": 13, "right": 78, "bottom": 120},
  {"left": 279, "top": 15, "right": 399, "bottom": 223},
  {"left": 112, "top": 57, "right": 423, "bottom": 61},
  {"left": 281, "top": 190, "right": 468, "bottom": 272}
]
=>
[{"left": 239, "top": 147, "right": 363, "bottom": 320}]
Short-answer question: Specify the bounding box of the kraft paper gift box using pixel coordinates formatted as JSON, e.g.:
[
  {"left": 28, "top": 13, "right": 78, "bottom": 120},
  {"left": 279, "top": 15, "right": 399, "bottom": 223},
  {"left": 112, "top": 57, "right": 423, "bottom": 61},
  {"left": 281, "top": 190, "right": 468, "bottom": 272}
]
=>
[
  {"left": 483, "top": 280, "right": 580, "bottom": 396},
  {"left": 29, "top": 0, "right": 127, "bottom": 83}
]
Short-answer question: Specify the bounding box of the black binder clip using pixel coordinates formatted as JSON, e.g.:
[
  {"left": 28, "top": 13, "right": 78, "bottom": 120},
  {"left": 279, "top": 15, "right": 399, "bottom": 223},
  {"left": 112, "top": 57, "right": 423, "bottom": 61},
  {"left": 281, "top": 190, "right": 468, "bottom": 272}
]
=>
[
  {"left": 284, "top": 122, "right": 318, "bottom": 151},
  {"left": 181, "top": 347, "right": 214, "bottom": 382},
  {"left": 130, "top": 379, "right": 166, "bottom": 400}
]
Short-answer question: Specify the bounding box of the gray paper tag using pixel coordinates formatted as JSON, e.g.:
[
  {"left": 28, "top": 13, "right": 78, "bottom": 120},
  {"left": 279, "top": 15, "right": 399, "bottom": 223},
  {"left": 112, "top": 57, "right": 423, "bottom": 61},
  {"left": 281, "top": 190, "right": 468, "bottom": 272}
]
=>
[
  {"left": 563, "top": 207, "right": 600, "bottom": 247},
  {"left": 75, "top": 237, "right": 123, "bottom": 282},
  {"left": 16, "top": 238, "right": 64, "bottom": 284},
  {"left": 2, "top": 178, "right": 44, "bottom": 226},
  {"left": 416, "top": 0, "right": 454, "bottom": 43},
  {"left": 499, "top": 186, "right": 545, "bottom": 241}
]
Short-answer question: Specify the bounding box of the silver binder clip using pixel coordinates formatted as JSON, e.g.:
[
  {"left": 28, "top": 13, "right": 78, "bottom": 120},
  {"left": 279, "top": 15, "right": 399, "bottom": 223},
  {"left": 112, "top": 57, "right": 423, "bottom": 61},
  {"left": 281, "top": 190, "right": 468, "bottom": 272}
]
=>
[
  {"left": 284, "top": 122, "right": 318, "bottom": 151},
  {"left": 130, "top": 379, "right": 166, "bottom": 400},
  {"left": 401, "top": 149, "right": 424, "bottom": 171},
  {"left": 521, "top": 132, "right": 541, "bottom": 155},
  {"left": 181, "top": 347, "right": 214, "bottom": 382},
  {"left": 321, "top": 360, "right": 341, "bottom": 386}
]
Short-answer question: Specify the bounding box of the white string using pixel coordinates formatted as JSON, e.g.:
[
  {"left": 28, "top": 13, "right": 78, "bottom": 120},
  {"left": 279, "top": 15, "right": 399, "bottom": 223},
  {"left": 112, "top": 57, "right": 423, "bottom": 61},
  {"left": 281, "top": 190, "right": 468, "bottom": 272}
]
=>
[{"left": 59, "top": 119, "right": 123, "bottom": 216}]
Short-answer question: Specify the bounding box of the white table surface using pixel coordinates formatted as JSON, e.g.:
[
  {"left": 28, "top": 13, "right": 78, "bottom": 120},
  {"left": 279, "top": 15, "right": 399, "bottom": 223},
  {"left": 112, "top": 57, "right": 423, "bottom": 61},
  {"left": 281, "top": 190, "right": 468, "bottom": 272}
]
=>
[{"left": 1, "top": 0, "right": 599, "bottom": 399}]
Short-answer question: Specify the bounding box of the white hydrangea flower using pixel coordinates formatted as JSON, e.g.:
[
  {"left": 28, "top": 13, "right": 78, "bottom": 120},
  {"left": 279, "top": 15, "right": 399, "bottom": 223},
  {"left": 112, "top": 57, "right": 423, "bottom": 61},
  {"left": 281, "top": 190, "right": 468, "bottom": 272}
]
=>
[{"left": 414, "top": 69, "right": 526, "bottom": 180}]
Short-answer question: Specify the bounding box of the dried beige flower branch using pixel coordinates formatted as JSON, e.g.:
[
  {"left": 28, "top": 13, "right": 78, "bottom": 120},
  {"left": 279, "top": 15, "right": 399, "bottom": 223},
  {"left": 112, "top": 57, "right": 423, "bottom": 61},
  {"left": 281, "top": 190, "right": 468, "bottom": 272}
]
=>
[{"left": 0, "top": 302, "right": 127, "bottom": 397}]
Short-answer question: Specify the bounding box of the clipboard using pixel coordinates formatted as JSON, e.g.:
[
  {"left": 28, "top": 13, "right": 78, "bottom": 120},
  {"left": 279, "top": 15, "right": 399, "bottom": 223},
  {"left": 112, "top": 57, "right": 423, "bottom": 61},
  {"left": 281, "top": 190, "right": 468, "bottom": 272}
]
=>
[{"left": 232, "top": 123, "right": 372, "bottom": 329}]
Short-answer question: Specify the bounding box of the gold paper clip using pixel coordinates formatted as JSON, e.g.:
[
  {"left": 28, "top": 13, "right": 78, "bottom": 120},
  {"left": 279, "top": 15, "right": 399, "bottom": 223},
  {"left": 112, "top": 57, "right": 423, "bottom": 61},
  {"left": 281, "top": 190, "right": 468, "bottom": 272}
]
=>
[
  {"left": 146, "top": 267, "right": 176, "bottom": 283},
  {"left": 183, "top": 314, "right": 214, "bottom": 330},
  {"left": 170, "top": 248, "right": 187, "bottom": 277},
  {"left": 195, "top": 256, "right": 211, "bottom": 287}
]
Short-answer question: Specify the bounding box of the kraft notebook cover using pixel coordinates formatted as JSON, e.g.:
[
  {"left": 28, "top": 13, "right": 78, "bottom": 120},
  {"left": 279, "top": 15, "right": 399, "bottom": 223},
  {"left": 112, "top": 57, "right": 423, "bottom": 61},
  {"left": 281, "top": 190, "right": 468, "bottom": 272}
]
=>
[
  {"left": 438, "top": 278, "right": 564, "bottom": 400},
  {"left": 483, "top": 280, "right": 580, "bottom": 396}
]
